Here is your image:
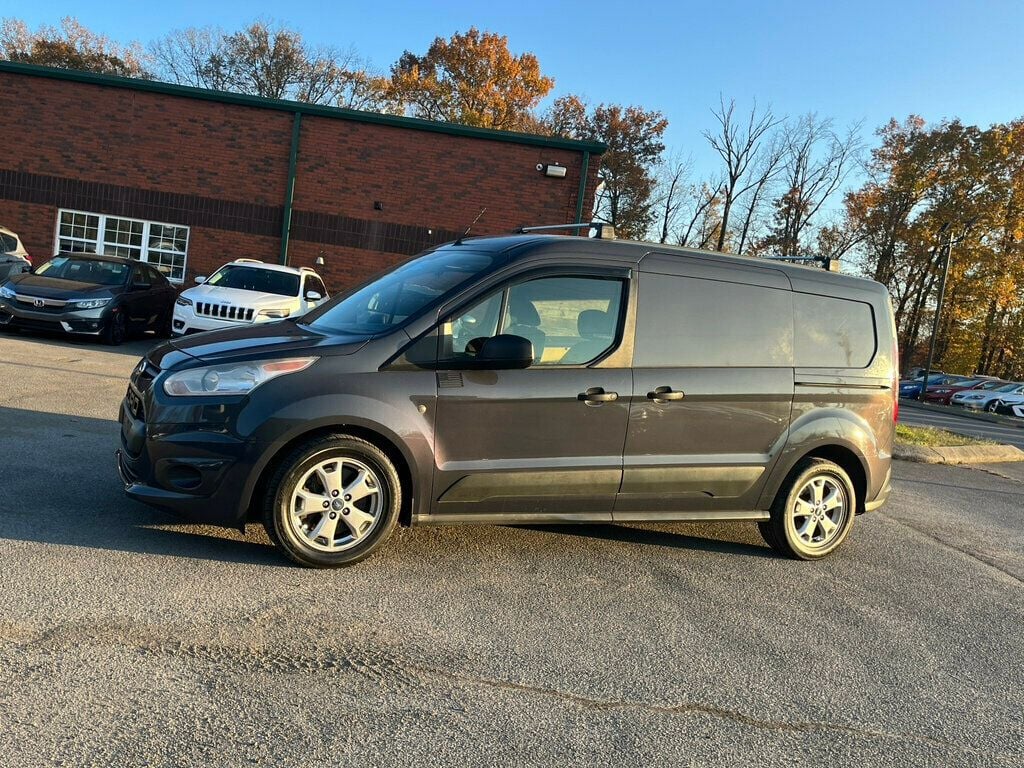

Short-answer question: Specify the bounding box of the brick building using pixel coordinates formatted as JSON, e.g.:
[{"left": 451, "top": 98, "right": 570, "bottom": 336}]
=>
[{"left": 0, "top": 61, "right": 604, "bottom": 292}]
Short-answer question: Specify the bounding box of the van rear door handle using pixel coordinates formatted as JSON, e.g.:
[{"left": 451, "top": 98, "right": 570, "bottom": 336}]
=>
[
  {"left": 578, "top": 387, "right": 618, "bottom": 404},
  {"left": 647, "top": 386, "right": 685, "bottom": 403}
]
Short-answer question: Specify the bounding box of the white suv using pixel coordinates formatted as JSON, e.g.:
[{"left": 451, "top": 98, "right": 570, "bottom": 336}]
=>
[{"left": 172, "top": 259, "right": 328, "bottom": 336}]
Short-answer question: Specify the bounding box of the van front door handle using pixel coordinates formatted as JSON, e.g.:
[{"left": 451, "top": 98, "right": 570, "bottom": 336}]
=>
[
  {"left": 578, "top": 387, "right": 618, "bottom": 404},
  {"left": 647, "top": 386, "right": 685, "bottom": 404}
]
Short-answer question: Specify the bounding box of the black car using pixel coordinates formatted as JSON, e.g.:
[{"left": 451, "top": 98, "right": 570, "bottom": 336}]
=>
[{"left": 0, "top": 252, "right": 177, "bottom": 344}]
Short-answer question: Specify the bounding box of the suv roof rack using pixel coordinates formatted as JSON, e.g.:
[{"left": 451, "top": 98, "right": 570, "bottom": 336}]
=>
[
  {"left": 513, "top": 222, "right": 617, "bottom": 240},
  {"left": 233, "top": 258, "right": 264, "bottom": 264}
]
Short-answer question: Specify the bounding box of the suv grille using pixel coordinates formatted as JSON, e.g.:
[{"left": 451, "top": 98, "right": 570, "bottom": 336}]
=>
[{"left": 195, "top": 302, "right": 255, "bottom": 322}]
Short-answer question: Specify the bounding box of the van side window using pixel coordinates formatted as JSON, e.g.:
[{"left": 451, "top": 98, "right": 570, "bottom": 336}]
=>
[
  {"left": 442, "top": 275, "right": 625, "bottom": 366},
  {"left": 635, "top": 273, "right": 794, "bottom": 367},
  {"left": 794, "top": 294, "right": 876, "bottom": 368}
]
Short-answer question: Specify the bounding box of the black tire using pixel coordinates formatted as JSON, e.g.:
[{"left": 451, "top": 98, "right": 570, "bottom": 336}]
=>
[
  {"left": 985, "top": 400, "right": 1000, "bottom": 413},
  {"left": 102, "top": 311, "right": 126, "bottom": 346},
  {"left": 263, "top": 434, "right": 401, "bottom": 568},
  {"left": 760, "top": 458, "right": 856, "bottom": 560},
  {"left": 156, "top": 307, "right": 174, "bottom": 338}
]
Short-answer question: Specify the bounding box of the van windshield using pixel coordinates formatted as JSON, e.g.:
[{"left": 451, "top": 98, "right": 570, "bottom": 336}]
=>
[{"left": 304, "top": 248, "right": 498, "bottom": 334}]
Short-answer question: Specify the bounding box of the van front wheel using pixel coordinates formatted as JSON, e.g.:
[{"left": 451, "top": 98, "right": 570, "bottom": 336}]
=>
[
  {"left": 762, "top": 458, "right": 855, "bottom": 560},
  {"left": 263, "top": 435, "right": 401, "bottom": 567}
]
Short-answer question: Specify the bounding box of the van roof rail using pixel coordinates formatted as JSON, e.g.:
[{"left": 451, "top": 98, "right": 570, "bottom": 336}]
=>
[{"left": 513, "top": 222, "right": 617, "bottom": 240}]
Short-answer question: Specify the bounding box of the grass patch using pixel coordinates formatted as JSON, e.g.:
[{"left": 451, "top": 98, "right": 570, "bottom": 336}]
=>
[{"left": 895, "top": 423, "right": 992, "bottom": 447}]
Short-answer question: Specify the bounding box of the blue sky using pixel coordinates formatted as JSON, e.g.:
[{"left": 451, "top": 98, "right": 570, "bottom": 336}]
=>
[{"left": 6, "top": 0, "right": 1024, "bottom": 189}]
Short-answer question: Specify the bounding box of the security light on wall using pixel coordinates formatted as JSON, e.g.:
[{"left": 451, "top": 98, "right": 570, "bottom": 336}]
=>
[{"left": 543, "top": 164, "right": 567, "bottom": 178}]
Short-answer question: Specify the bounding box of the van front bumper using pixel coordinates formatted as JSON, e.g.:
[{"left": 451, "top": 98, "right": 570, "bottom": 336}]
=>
[{"left": 116, "top": 395, "right": 259, "bottom": 529}]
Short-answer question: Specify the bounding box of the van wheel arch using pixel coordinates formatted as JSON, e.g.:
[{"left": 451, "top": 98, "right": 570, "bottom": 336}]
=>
[
  {"left": 248, "top": 425, "right": 414, "bottom": 528},
  {"left": 789, "top": 445, "right": 868, "bottom": 515}
]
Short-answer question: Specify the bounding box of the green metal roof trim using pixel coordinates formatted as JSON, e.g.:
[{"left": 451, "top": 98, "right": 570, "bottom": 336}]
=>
[{"left": 0, "top": 61, "right": 606, "bottom": 154}]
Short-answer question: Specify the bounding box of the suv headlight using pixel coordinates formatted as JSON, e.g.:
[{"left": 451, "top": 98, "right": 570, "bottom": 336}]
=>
[
  {"left": 72, "top": 297, "right": 111, "bottom": 310},
  {"left": 175, "top": 295, "right": 193, "bottom": 307},
  {"left": 257, "top": 307, "right": 291, "bottom": 318},
  {"left": 0, "top": 284, "right": 15, "bottom": 299},
  {"left": 163, "top": 357, "right": 317, "bottom": 396}
]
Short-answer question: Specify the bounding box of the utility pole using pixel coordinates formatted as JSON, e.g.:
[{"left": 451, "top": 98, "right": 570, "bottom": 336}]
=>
[{"left": 919, "top": 220, "right": 973, "bottom": 399}]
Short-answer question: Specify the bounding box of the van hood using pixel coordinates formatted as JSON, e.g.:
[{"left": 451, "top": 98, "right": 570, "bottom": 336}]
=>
[{"left": 152, "top": 320, "right": 371, "bottom": 368}]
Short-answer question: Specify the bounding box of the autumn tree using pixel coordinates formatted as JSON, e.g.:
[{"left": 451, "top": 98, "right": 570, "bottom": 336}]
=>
[
  {"left": 546, "top": 98, "right": 668, "bottom": 238},
  {"left": 383, "top": 27, "right": 553, "bottom": 130},
  {"left": 150, "top": 21, "right": 390, "bottom": 110},
  {"left": 0, "top": 16, "right": 148, "bottom": 77}
]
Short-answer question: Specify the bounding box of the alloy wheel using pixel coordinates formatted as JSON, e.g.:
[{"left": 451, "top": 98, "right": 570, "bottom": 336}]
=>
[
  {"left": 287, "top": 457, "right": 385, "bottom": 552},
  {"left": 790, "top": 474, "right": 849, "bottom": 550}
]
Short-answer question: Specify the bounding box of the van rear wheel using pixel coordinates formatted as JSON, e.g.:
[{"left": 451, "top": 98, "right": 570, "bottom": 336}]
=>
[
  {"left": 761, "top": 458, "right": 855, "bottom": 560},
  {"left": 263, "top": 434, "right": 401, "bottom": 567}
]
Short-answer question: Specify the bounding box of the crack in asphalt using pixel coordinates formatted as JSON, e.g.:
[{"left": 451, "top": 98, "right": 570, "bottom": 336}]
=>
[{"left": 0, "top": 619, "right": 1016, "bottom": 764}]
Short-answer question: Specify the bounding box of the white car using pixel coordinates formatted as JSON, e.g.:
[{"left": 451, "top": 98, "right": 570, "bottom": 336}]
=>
[
  {"left": 172, "top": 259, "right": 328, "bottom": 336},
  {"left": 951, "top": 381, "right": 1024, "bottom": 411},
  {"left": 0, "top": 224, "right": 31, "bottom": 282}
]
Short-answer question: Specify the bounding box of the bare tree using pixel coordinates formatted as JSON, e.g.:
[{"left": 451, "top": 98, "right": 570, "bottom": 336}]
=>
[
  {"left": 766, "top": 115, "right": 863, "bottom": 257},
  {"left": 149, "top": 20, "right": 391, "bottom": 109},
  {"left": 654, "top": 152, "right": 692, "bottom": 244},
  {"left": 676, "top": 178, "right": 725, "bottom": 248},
  {"left": 735, "top": 133, "right": 787, "bottom": 254},
  {"left": 703, "top": 97, "right": 784, "bottom": 252}
]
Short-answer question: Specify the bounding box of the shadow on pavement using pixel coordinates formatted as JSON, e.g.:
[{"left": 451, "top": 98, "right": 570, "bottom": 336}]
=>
[
  {"left": 0, "top": 405, "right": 285, "bottom": 567},
  {"left": 0, "top": 326, "right": 163, "bottom": 358},
  {"left": 518, "top": 523, "right": 777, "bottom": 559}
]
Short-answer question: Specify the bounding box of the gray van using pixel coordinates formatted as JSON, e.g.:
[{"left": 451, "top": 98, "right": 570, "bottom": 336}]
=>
[{"left": 117, "top": 234, "right": 897, "bottom": 567}]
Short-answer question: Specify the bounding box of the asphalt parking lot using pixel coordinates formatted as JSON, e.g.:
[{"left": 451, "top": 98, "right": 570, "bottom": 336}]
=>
[{"left": 1, "top": 330, "right": 1022, "bottom": 767}]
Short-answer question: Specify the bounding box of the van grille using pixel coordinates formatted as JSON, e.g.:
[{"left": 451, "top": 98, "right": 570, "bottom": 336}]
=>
[{"left": 195, "top": 302, "right": 255, "bottom": 322}]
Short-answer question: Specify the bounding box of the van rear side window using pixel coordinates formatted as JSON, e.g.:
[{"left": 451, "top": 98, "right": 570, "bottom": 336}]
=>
[
  {"left": 794, "top": 294, "right": 876, "bottom": 368},
  {"left": 636, "top": 274, "right": 794, "bottom": 367}
]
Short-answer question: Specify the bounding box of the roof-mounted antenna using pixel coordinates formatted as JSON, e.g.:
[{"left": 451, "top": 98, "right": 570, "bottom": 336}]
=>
[{"left": 455, "top": 207, "right": 487, "bottom": 244}]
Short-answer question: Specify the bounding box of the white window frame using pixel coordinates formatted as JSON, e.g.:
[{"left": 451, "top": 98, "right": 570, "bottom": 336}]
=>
[{"left": 54, "top": 208, "right": 190, "bottom": 284}]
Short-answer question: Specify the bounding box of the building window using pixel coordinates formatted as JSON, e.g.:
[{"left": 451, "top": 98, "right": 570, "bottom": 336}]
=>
[{"left": 55, "top": 209, "right": 190, "bottom": 282}]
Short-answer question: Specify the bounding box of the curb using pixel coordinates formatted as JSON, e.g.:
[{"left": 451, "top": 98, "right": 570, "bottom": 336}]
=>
[
  {"left": 899, "top": 398, "right": 1024, "bottom": 429},
  {"left": 894, "top": 442, "right": 1024, "bottom": 464}
]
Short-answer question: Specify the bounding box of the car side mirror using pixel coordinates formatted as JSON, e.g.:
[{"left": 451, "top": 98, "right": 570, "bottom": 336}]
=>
[
  {"left": 195, "top": 275, "right": 207, "bottom": 284},
  {"left": 305, "top": 290, "right": 322, "bottom": 301},
  {"left": 475, "top": 334, "right": 533, "bottom": 370}
]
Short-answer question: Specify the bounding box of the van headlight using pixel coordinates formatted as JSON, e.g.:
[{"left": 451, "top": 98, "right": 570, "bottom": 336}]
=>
[{"left": 163, "top": 357, "right": 317, "bottom": 396}]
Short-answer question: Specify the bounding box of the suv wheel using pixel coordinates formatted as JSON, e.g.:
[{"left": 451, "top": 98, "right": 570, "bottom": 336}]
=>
[
  {"left": 761, "top": 458, "right": 856, "bottom": 560},
  {"left": 263, "top": 435, "right": 401, "bottom": 567}
]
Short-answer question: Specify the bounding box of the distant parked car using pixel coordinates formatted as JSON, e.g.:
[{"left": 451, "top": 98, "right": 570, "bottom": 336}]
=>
[
  {"left": 993, "top": 399, "right": 1024, "bottom": 418},
  {"left": 905, "top": 367, "right": 944, "bottom": 380},
  {"left": 0, "top": 252, "right": 177, "bottom": 344},
  {"left": 0, "top": 224, "right": 31, "bottom": 282},
  {"left": 899, "top": 374, "right": 968, "bottom": 399},
  {"left": 921, "top": 378, "right": 1005, "bottom": 406},
  {"left": 172, "top": 259, "right": 328, "bottom": 336},
  {"left": 952, "top": 382, "right": 1024, "bottom": 410}
]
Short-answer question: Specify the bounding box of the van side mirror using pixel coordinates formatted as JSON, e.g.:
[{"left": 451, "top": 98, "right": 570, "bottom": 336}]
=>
[
  {"left": 195, "top": 275, "right": 207, "bottom": 284},
  {"left": 305, "top": 290, "right": 322, "bottom": 301},
  {"left": 476, "top": 334, "right": 533, "bottom": 369}
]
